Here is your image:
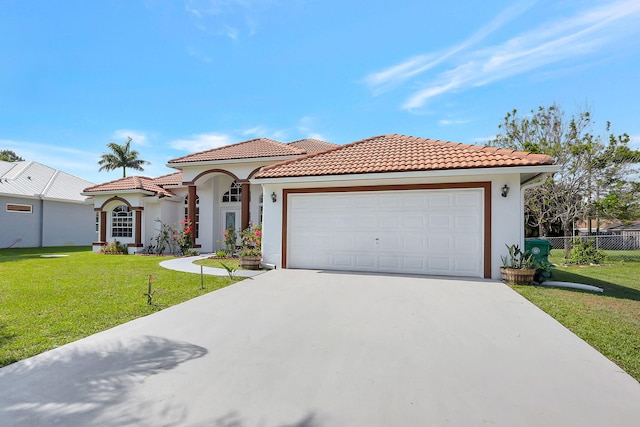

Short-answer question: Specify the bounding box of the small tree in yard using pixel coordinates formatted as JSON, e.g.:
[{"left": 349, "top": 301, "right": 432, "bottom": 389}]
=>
[{"left": 491, "top": 104, "right": 640, "bottom": 258}]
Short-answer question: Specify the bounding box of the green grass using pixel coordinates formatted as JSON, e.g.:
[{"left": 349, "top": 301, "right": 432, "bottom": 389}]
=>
[
  {"left": 193, "top": 257, "right": 240, "bottom": 270},
  {"left": 512, "top": 249, "right": 640, "bottom": 381},
  {"left": 0, "top": 247, "right": 237, "bottom": 367}
]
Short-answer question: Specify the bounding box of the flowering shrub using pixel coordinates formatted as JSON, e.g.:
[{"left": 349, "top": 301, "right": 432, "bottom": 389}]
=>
[
  {"left": 152, "top": 218, "right": 194, "bottom": 256},
  {"left": 239, "top": 224, "right": 262, "bottom": 257},
  {"left": 176, "top": 218, "right": 194, "bottom": 255},
  {"left": 217, "top": 228, "right": 237, "bottom": 255}
]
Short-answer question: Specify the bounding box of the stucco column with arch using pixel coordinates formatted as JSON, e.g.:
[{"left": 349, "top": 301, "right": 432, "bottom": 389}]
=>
[
  {"left": 241, "top": 182, "right": 250, "bottom": 230},
  {"left": 188, "top": 185, "right": 197, "bottom": 243},
  {"left": 98, "top": 210, "right": 107, "bottom": 243}
]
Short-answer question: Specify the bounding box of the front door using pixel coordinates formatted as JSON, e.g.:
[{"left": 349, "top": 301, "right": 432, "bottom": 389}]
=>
[{"left": 221, "top": 208, "right": 242, "bottom": 242}]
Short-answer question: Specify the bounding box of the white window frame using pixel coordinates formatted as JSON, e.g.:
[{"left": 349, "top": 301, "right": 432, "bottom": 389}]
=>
[
  {"left": 111, "top": 205, "right": 133, "bottom": 238},
  {"left": 184, "top": 195, "right": 200, "bottom": 238},
  {"left": 222, "top": 181, "right": 242, "bottom": 203}
]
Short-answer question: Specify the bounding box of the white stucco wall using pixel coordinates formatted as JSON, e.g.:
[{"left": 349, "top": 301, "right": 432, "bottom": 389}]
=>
[{"left": 258, "top": 172, "right": 526, "bottom": 279}]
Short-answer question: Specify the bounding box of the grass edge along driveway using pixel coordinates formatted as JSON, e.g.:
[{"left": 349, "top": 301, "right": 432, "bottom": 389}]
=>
[
  {"left": 511, "top": 250, "right": 640, "bottom": 382},
  {"left": 0, "top": 247, "right": 237, "bottom": 368}
]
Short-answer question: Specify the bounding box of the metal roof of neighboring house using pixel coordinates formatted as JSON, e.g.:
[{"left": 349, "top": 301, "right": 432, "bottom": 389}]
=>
[
  {"left": 0, "top": 160, "right": 94, "bottom": 202},
  {"left": 255, "top": 134, "right": 556, "bottom": 178},
  {"left": 82, "top": 173, "right": 183, "bottom": 197},
  {"left": 167, "top": 138, "right": 306, "bottom": 164},
  {"left": 287, "top": 139, "right": 338, "bottom": 154}
]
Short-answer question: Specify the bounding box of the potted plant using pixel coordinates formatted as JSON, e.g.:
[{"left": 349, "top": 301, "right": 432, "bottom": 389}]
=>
[
  {"left": 238, "top": 224, "right": 262, "bottom": 270},
  {"left": 500, "top": 244, "right": 537, "bottom": 285}
]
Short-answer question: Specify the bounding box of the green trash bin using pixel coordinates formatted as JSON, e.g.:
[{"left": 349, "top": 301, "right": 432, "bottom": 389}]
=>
[{"left": 525, "top": 239, "right": 552, "bottom": 263}]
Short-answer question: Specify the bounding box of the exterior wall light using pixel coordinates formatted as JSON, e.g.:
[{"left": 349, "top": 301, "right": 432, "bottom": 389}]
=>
[
  {"left": 501, "top": 184, "right": 510, "bottom": 198},
  {"left": 271, "top": 192, "right": 277, "bottom": 203}
]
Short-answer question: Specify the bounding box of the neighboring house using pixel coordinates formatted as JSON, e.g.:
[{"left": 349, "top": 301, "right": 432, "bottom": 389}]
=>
[
  {"left": 0, "top": 160, "right": 95, "bottom": 248},
  {"left": 83, "top": 134, "right": 558, "bottom": 279}
]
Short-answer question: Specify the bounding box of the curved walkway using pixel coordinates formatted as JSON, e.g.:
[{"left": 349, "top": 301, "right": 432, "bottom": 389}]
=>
[{"left": 159, "top": 255, "right": 265, "bottom": 277}]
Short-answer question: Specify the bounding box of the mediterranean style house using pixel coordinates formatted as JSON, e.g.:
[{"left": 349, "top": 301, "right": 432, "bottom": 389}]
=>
[
  {"left": 83, "top": 134, "right": 558, "bottom": 279},
  {"left": 82, "top": 138, "right": 337, "bottom": 253}
]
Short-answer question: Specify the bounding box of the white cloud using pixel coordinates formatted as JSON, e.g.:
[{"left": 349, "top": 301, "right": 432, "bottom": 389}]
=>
[
  {"left": 0, "top": 138, "right": 101, "bottom": 180},
  {"left": 296, "top": 116, "right": 326, "bottom": 140},
  {"left": 187, "top": 46, "right": 213, "bottom": 63},
  {"left": 438, "top": 119, "right": 470, "bottom": 126},
  {"left": 629, "top": 135, "right": 640, "bottom": 149},
  {"left": 169, "top": 133, "right": 234, "bottom": 151},
  {"left": 112, "top": 129, "right": 149, "bottom": 146},
  {"left": 364, "top": 0, "right": 640, "bottom": 111},
  {"left": 307, "top": 133, "right": 326, "bottom": 141},
  {"left": 185, "top": 0, "right": 279, "bottom": 39},
  {"left": 241, "top": 125, "right": 287, "bottom": 140},
  {"left": 364, "top": 0, "right": 537, "bottom": 95}
]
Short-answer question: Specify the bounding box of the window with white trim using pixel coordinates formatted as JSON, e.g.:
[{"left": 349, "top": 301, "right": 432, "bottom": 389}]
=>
[
  {"left": 222, "top": 181, "right": 242, "bottom": 203},
  {"left": 6, "top": 203, "right": 32, "bottom": 213},
  {"left": 184, "top": 195, "right": 200, "bottom": 238},
  {"left": 259, "top": 194, "right": 264, "bottom": 224},
  {"left": 112, "top": 205, "right": 133, "bottom": 237}
]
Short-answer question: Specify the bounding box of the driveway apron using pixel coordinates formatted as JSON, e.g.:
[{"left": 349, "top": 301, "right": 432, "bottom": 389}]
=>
[{"left": 1, "top": 269, "right": 639, "bottom": 426}]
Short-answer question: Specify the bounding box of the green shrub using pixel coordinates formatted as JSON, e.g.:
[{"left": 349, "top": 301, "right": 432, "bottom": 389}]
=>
[
  {"left": 568, "top": 239, "right": 605, "bottom": 265},
  {"left": 215, "top": 249, "right": 228, "bottom": 258},
  {"left": 100, "top": 240, "right": 128, "bottom": 254}
]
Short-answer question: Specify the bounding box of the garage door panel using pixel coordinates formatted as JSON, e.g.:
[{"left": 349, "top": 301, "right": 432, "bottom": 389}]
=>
[
  {"left": 287, "top": 188, "right": 484, "bottom": 277},
  {"left": 454, "top": 259, "right": 481, "bottom": 273},
  {"left": 427, "top": 193, "right": 451, "bottom": 207},
  {"left": 428, "top": 215, "right": 451, "bottom": 229},
  {"left": 401, "top": 236, "right": 424, "bottom": 251},
  {"left": 455, "top": 192, "right": 481, "bottom": 207},
  {"left": 354, "top": 254, "right": 376, "bottom": 269}
]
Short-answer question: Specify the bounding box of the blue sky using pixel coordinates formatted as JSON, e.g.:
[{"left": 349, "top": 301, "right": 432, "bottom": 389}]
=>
[{"left": 1, "top": 0, "right": 639, "bottom": 184}]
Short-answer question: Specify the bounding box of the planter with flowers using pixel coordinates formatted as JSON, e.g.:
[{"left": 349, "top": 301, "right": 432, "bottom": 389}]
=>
[
  {"left": 500, "top": 244, "right": 537, "bottom": 285},
  {"left": 238, "top": 224, "right": 262, "bottom": 269}
]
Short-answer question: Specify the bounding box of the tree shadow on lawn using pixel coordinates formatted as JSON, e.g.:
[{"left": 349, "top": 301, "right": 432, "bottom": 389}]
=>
[
  {"left": 549, "top": 269, "right": 640, "bottom": 302},
  {"left": 0, "top": 335, "right": 207, "bottom": 426}
]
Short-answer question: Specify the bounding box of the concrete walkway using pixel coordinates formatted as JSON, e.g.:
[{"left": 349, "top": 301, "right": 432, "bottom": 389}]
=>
[
  {"left": 1, "top": 270, "right": 639, "bottom": 426},
  {"left": 159, "top": 255, "right": 265, "bottom": 277}
]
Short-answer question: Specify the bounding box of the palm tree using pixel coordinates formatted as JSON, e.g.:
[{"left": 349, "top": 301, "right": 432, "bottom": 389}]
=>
[{"left": 98, "top": 137, "right": 150, "bottom": 178}]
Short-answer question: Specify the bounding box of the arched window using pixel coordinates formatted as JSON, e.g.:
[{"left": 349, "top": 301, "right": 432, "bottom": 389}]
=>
[
  {"left": 222, "top": 181, "right": 242, "bottom": 203},
  {"left": 184, "top": 195, "right": 200, "bottom": 238},
  {"left": 112, "top": 205, "right": 132, "bottom": 237}
]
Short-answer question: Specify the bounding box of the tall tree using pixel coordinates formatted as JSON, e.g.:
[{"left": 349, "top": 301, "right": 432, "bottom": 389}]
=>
[
  {"left": 0, "top": 150, "right": 24, "bottom": 162},
  {"left": 98, "top": 137, "right": 150, "bottom": 178},
  {"left": 491, "top": 104, "right": 639, "bottom": 256}
]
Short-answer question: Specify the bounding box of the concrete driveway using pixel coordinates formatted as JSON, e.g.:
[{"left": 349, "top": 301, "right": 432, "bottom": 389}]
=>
[{"left": 1, "top": 270, "right": 639, "bottom": 426}]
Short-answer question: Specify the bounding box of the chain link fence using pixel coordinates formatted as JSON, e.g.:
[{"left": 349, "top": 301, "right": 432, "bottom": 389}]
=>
[{"left": 536, "top": 233, "right": 640, "bottom": 251}]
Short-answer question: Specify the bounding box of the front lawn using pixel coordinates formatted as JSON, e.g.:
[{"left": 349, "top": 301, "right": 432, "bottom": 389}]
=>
[
  {"left": 511, "top": 249, "right": 640, "bottom": 381},
  {"left": 0, "top": 247, "right": 236, "bottom": 368}
]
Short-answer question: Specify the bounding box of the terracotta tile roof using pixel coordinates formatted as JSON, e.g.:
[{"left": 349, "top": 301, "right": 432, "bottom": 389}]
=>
[
  {"left": 288, "top": 138, "right": 339, "bottom": 154},
  {"left": 83, "top": 175, "right": 178, "bottom": 197},
  {"left": 152, "top": 171, "right": 183, "bottom": 186},
  {"left": 255, "top": 134, "right": 555, "bottom": 178},
  {"left": 168, "top": 138, "right": 306, "bottom": 164}
]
